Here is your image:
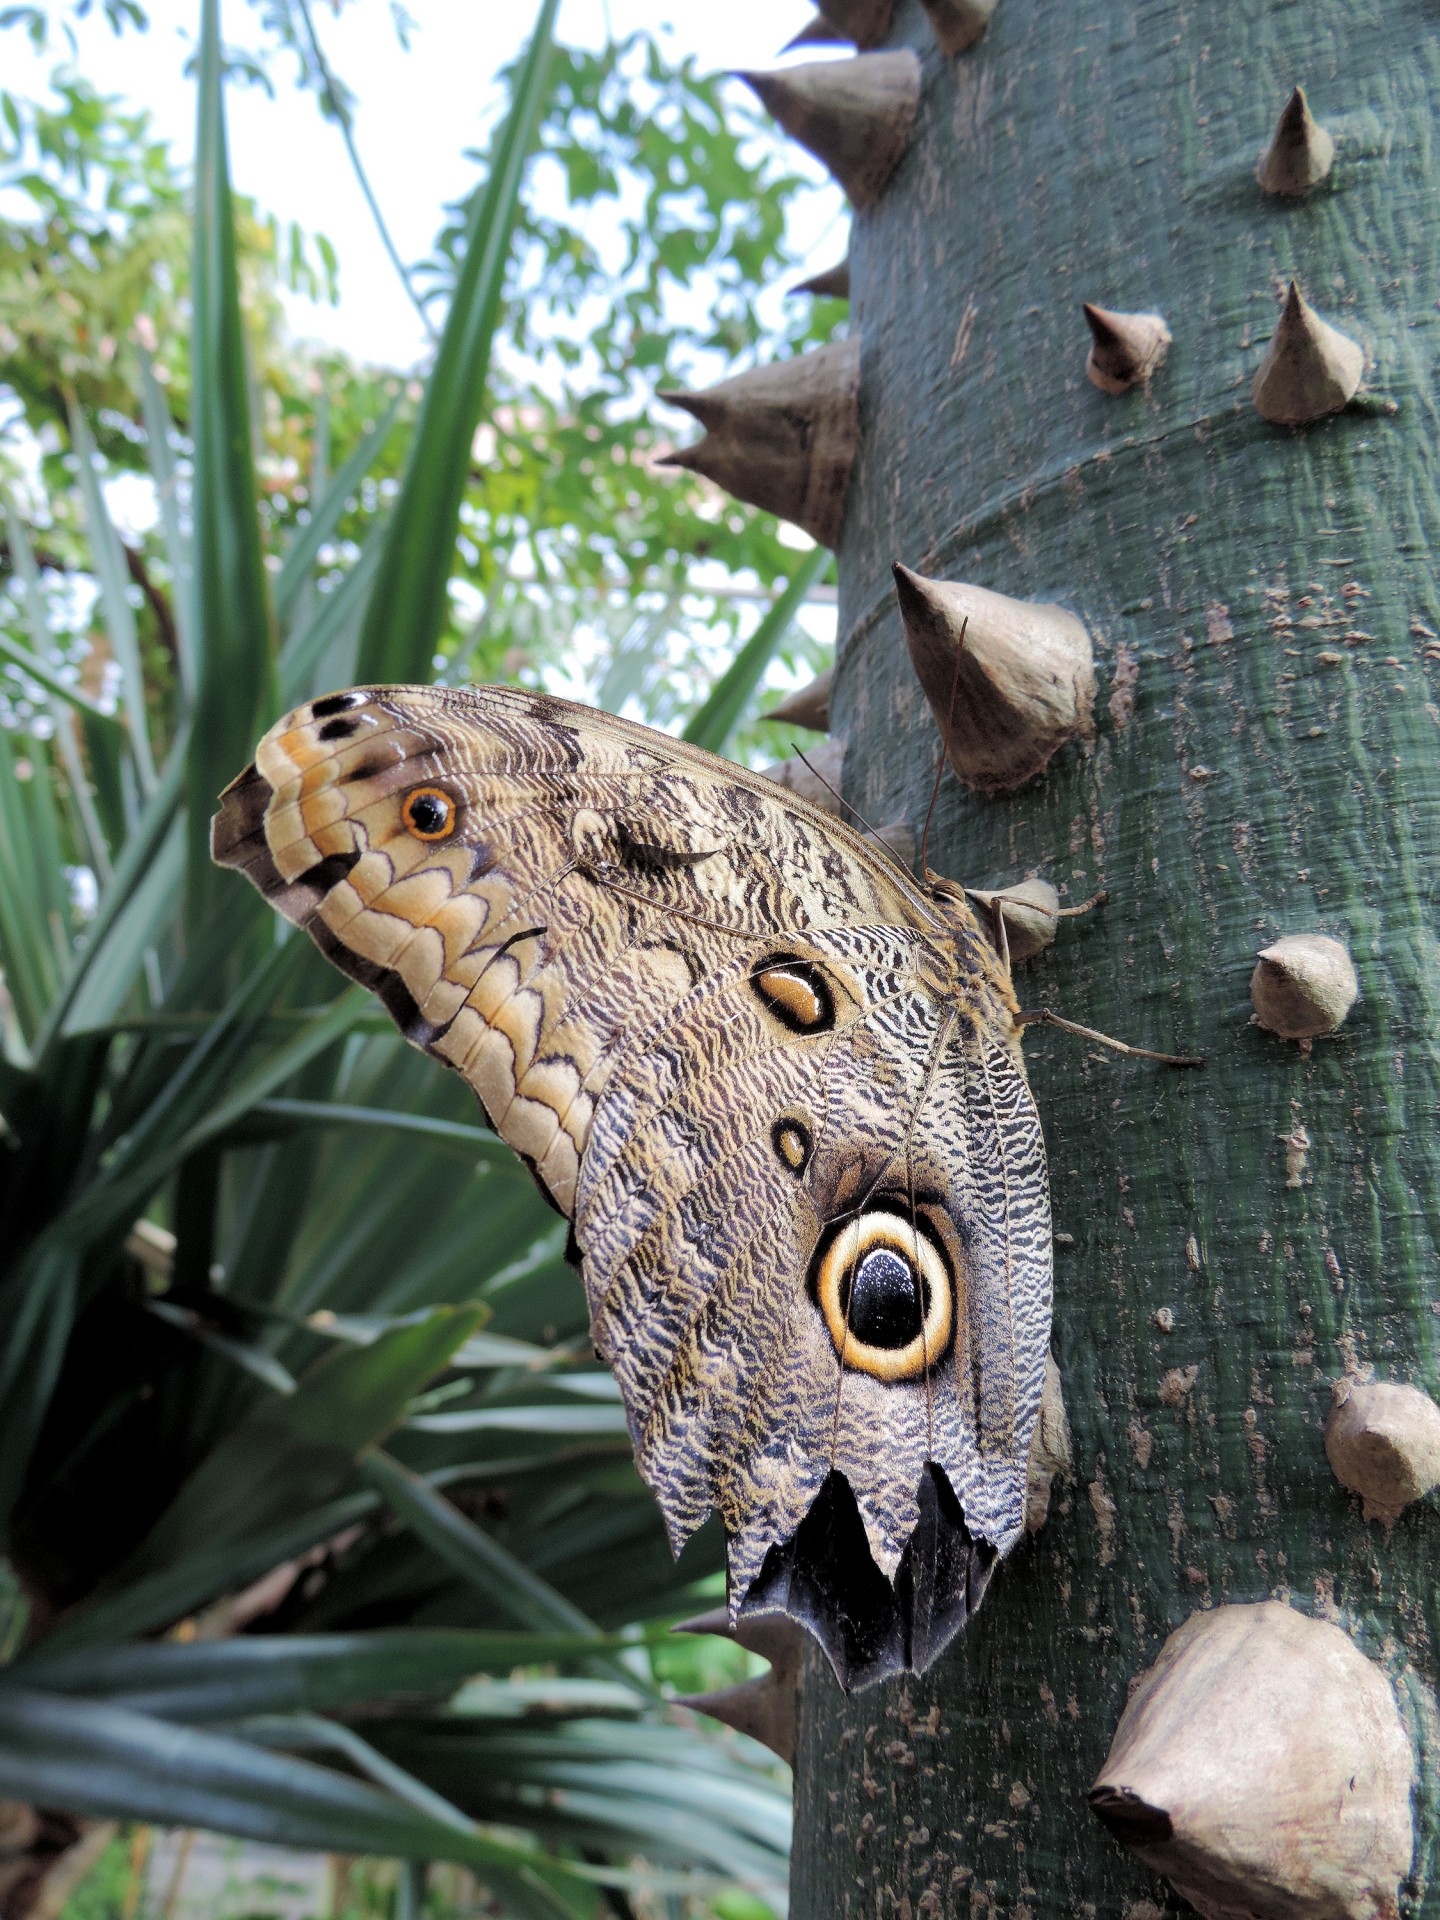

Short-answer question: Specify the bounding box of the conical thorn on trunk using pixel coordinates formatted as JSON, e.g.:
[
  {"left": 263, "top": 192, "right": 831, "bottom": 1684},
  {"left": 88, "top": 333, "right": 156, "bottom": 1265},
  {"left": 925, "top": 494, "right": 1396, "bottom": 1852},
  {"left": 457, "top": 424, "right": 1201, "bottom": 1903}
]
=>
[
  {"left": 764, "top": 665, "right": 833, "bottom": 729},
  {"left": 1024, "top": 1353, "right": 1072, "bottom": 1528},
  {"left": 1251, "top": 283, "right": 1363, "bottom": 426},
  {"left": 1250, "top": 931, "right": 1358, "bottom": 1039},
  {"left": 1257, "top": 86, "right": 1335, "bottom": 196},
  {"left": 892, "top": 562, "right": 1096, "bottom": 791},
  {"left": 919, "top": 0, "right": 998, "bottom": 55},
  {"left": 656, "top": 338, "right": 860, "bottom": 548},
  {"left": 673, "top": 1606, "right": 804, "bottom": 1764},
  {"left": 1083, "top": 303, "right": 1171, "bottom": 393},
  {"left": 1091, "top": 1603, "right": 1413, "bottom": 1920},
  {"left": 784, "top": 0, "right": 895, "bottom": 48},
  {"left": 736, "top": 51, "right": 920, "bottom": 209},
  {"left": 968, "top": 877, "right": 1062, "bottom": 964},
  {"left": 1325, "top": 1378, "right": 1440, "bottom": 1526},
  {"left": 781, "top": 10, "right": 850, "bottom": 52},
  {"left": 790, "top": 254, "right": 851, "bottom": 299}
]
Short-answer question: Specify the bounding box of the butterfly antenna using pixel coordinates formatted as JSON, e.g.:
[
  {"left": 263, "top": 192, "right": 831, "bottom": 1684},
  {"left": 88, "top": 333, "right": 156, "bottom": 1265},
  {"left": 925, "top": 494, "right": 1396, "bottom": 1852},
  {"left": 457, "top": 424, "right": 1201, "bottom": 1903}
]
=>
[
  {"left": 918, "top": 618, "right": 967, "bottom": 882},
  {"left": 792, "top": 747, "right": 885, "bottom": 838}
]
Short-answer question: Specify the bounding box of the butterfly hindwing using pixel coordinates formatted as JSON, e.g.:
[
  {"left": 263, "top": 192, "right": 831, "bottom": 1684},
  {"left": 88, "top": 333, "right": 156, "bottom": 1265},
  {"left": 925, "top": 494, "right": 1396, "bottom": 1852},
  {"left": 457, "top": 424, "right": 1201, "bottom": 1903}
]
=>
[
  {"left": 578, "top": 933, "right": 1050, "bottom": 1685},
  {"left": 212, "top": 683, "right": 1052, "bottom": 1687}
]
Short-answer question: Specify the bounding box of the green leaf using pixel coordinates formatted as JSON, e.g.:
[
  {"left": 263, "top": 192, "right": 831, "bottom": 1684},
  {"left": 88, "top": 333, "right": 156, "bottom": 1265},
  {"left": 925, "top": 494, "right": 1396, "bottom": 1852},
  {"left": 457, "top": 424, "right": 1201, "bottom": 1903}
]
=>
[
  {"left": 186, "top": 0, "right": 276, "bottom": 922},
  {"left": 145, "top": 1297, "right": 298, "bottom": 1395},
  {"left": 449, "top": 1676, "right": 644, "bottom": 1719},
  {"left": 33, "top": 721, "right": 188, "bottom": 1064},
  {"left": 277, "top": 528, "right": 380, "bottom": 707},
  {"left": 0, "top": 1687, "right": 587, "bottom": 1912},
  {"left": 353, "top": 0, "right": 560, "bottom": 683},
  {"left": 406, "top": 1405, "right": 630, "bottom": 1436},
  {"left": 236, "top": 1712, "right": 479, "bottom": 1834},
  {"left": 58, "top": 821, "right": 183, "bottom": 1035},
  {"left": 56, "top": 975, "right": 368, "bottom": 1244},
  {"left": 360, "top": 1446, "right": 602, "bottom": 1638},
  {"left": 32, "top": 1492, "right": 379, "bottom": 1657},
  {"left": 19, "top": 1629, "right": 612, "bottom": 1720},
  {"left": 114, "top": 1305, "right": 485, "bottom": 1579},
  {"left": 273, "top": 393, "right": 401, "bottom": 628},
  {"left": 682, "top": 545, "right": 831, "bottom": 755},
  {"left": 66, "top": 402, "right": 158, "bottom": 793},
  {"left": 371, "top": 1720, "right": 788, "bottom": 1892},
  {"left": 291, "top": 1313, "right": 571, "bottom": 1373},
  {"left": 0, "top": 629, "right": 123, "bottom": 727},
  {"left": 0, "top": 726, "right": 58, "bottom": 1038},
  {"left": 137, "top": 341, "right": 197, "bottom": 700},
  {"left": 0, "top": 1241, "right": 78, "bottom": 1530},
  {"left": 249, "top": 1097, "right": 500, "bottom": 1153},
  {"left": 2, "top": 498, "right": 115, "bottom": 879},
  {"left": 451, "top": 1331, "right": 564, "bottom": 1370}
]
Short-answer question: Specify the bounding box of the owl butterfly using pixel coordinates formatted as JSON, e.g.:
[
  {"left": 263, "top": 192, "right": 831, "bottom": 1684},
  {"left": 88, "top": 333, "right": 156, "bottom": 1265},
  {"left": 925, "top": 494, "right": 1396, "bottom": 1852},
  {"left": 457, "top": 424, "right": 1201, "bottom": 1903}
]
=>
[{"left": 212, "top": 684, "right": 1051, "bottom": 1690}]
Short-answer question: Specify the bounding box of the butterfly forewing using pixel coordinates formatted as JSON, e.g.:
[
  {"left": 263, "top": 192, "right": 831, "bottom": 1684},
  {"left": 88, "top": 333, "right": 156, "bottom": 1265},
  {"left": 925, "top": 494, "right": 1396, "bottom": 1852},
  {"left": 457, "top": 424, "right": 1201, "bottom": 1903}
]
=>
[{"left": 212, "top": 682, "right": 1052, "bottom": 1688}]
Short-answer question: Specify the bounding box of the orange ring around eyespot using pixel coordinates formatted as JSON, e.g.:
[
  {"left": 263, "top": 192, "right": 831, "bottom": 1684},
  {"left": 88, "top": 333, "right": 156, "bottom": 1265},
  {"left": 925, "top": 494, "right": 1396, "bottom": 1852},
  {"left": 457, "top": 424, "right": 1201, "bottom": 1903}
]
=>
[
  {"left": 815, "top": 1212, "right": 954, "bottom": 1383},
  {"left": 401, "top": 786, "right": 457, "bottom": 841}
]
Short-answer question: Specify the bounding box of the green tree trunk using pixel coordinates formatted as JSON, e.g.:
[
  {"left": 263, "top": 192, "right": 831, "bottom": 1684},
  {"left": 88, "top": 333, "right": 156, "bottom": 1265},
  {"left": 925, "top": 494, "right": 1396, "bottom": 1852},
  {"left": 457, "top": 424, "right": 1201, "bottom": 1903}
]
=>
[{"left": 792, "top": 0, "right": 1440, "bottom": 1912}]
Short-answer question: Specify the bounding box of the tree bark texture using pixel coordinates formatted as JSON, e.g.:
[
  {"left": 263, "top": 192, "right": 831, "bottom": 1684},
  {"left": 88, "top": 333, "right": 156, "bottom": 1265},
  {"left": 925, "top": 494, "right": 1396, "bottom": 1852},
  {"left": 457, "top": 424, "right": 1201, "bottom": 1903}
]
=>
[{"left": 793, "top": 0, "right": 1440, "bottom": 1913}]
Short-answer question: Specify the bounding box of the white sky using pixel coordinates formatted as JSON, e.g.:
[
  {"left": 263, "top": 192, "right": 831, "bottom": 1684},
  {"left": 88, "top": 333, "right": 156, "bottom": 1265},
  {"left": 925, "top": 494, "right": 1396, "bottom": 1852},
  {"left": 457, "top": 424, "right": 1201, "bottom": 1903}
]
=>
[
  {"left": 13, "top": 0, "right": 846, "bottom": 372},
  {"left": 4, "top": 1, "right": 846, "bottom": 714}
]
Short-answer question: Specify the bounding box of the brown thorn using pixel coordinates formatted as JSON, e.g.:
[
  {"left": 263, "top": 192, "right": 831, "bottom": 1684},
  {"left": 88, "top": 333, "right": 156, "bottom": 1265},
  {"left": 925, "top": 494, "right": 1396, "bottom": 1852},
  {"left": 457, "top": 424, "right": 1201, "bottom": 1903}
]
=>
[
  {"left": 781, "top": 10, "right": 849, "bottom": 52},
  {"left": 789, "top": 255, "right": 850, "bottom": 301},
  {"left": 992, "top": 896, "right": 1011, "bottom": 972},
  {"left": 1018, "top": 1007, "right": 1204, "bottom": 1069},
  {"left": 1251, "top": 281, "right": 1363, "bottom": 426},
  {"left": 1082, "top": 303, "right": 1171, "bottom": 394},
  {"left": 1256, "top": 85, "right": 1335, "bottom": 197}
]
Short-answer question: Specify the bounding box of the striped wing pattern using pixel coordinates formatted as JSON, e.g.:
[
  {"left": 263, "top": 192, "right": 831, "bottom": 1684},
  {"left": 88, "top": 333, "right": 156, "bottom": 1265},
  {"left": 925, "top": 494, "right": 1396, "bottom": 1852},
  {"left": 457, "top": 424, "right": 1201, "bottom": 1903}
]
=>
[{"left": 212, "top": 683, "right": 1052, "bottom": 1687}]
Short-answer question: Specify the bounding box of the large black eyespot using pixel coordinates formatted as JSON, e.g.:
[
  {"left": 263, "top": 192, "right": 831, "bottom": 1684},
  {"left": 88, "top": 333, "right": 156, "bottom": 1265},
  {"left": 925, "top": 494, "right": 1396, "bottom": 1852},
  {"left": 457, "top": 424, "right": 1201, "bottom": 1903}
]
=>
[
  {"left": 840, "top": 1245, "right": 928, "bottom": 1349},
  {"left": 402, "top": 786, "right": 457, "bottom": 841},
  {"left": 811, "top": 1208, "right": 955, "bottom": 1382},
  {"left": 751, "top": 955, "right": 836, "bottom": 1034}
]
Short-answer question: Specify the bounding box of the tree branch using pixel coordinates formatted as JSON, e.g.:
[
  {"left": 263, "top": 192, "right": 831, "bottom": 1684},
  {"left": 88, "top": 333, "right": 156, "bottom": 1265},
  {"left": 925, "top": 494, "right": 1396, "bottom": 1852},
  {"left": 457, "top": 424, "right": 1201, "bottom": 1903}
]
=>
[
  {"left": 294, "top": 0, "right": 436, "bottom": 342},
  {"left": 0, "top": 535, "right": 179, "bottom": 671}
]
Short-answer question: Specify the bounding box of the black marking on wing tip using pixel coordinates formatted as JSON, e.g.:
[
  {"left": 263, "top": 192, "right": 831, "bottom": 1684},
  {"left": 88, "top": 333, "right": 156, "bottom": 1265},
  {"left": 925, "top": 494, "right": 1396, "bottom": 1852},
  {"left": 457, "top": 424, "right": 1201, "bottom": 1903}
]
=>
[
  {"left": 312, "top": 691, "right": 366, "bottom": 719},
  {"left": 895, "top": 1465, "right": 995, "bottom": 1674},
  {"left": 738, "top": 1466, "right": 993, "bottom": 1691},
  {"left": 740, "top": 1473, "right": 903, "bottom": 1691},
  {"left": 211, "top": 762, "right": 271, "bottom": 870}
]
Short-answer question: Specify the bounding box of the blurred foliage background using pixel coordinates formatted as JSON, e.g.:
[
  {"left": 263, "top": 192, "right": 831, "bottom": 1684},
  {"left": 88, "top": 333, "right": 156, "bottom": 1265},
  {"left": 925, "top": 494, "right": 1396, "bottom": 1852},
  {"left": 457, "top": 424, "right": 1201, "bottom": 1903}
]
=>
[{"left": 0, "top": 0, "right": 845, "bottom": 1912}]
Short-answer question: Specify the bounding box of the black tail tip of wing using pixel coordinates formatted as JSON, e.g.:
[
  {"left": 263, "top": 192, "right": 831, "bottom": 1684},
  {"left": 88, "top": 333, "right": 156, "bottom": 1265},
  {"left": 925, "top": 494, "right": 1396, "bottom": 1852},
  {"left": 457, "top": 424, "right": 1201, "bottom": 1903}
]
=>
[{"left": 737, "top": 1466, "right": 997, "bottom": 1692}]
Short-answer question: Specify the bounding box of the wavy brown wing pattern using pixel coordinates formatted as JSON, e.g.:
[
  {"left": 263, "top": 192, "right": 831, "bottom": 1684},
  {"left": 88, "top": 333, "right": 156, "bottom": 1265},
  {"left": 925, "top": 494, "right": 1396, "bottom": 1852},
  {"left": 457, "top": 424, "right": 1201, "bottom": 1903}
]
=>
[{"left": 211, "top": 683, "right": 1053, "bottom": 1688}]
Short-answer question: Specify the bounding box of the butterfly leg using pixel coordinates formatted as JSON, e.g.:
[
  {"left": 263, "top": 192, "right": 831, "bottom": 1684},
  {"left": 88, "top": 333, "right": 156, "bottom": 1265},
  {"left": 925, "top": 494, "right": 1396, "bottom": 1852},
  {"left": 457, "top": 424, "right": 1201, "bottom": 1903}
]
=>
[{"left": 1017, "top": 1006, "right": 1204, "bottom": 1068}]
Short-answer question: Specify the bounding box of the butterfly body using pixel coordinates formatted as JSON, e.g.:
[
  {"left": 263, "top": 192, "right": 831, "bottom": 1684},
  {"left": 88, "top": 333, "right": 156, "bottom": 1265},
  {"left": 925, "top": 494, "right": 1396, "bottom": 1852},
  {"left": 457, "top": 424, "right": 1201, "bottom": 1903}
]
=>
[{"left": 214, "top": 684, "right": 1052, "bottom": 1688}]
